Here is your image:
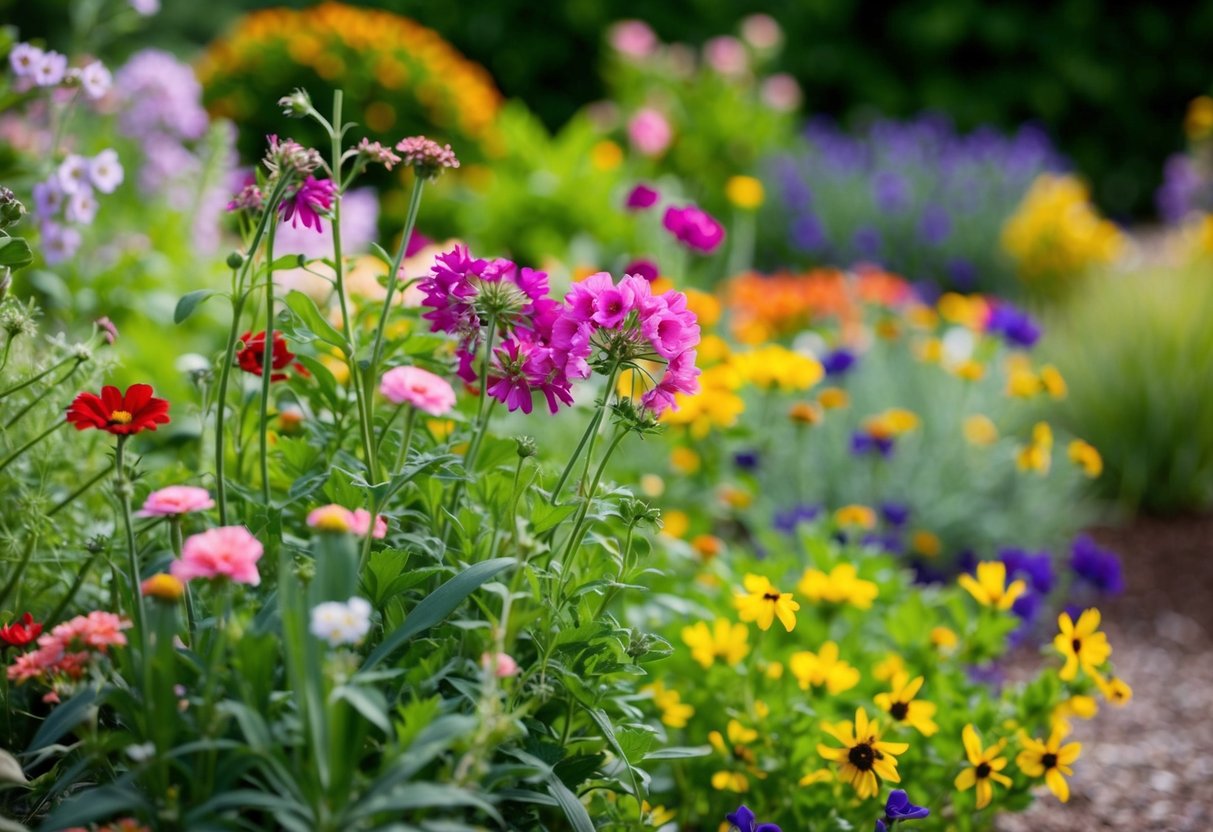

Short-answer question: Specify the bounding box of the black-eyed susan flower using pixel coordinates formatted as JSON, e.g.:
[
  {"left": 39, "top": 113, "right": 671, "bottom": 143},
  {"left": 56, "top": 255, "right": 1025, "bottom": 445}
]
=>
[
  {"left": 834, "top": 504, "right": 876, "bottom": 530},
  {"left": 641, "top": 801, "right": 675, "bottom": 827},
  {"left": 930, "top": 626, "right": 959, "bottom": 652},
  {"left": 1040, "top": 364, "right": 1067, "bottom": 398},
  {"left": 1052, "top": 694, "right": 1099, "bottom": 731},
  {"left": 709, "top": 719, "right": 763, "bottom": 792},
  {"left": 955, "top": 724, "right": 1012, "bottom": 809},
  {"left": 643, "top": 681, "right": 693, "bottom": 728},
  {"left": 1093, "top": 671, "right": 1132, "bottom": 706},
  {"left": 959, "top": 561, "right": 1027, "bottom": 611},
  {"left": 1054, "top": 608, "right": 1111, "bottom": 682},
  {"left": 874, "top": 673, "right": 938, "bottom": 736},
  {"left": 817, "top": 707, "right": 908, "bottom": 800},
  {"left": 797, "top": 563, "right": 879, "bottom": 609},
  {"left": 817, "top": 386, "right": 850, "bottom": 410},
  {"left": 798, "top": 767, "right": 833, "bottom": 787},
  {"left": 1067, "top": 439, "right": 1102, "bottom": 478},
  {"left": 681, "top": 618, "right": 750, "bottom": 669},
  {"left": 1016, "top": 723, "right": 1081, "bottom": 802},
  {"left": 790, "top": 641, "right": 861, "bottom": 695},
  {"left": 734, "top": 574, "right": 799, "bottom": 632},
  {"left": 872, "top": 652, "right": 906, "bottom": 682}
]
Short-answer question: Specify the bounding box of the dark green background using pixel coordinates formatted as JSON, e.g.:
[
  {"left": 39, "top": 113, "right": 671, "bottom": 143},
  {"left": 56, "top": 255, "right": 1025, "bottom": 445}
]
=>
[{"left": 7, "top": 0, "right": 1212, "bottom": 217}]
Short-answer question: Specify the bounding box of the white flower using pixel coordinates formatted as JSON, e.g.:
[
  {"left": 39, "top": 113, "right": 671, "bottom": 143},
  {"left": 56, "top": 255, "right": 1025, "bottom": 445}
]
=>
[
  {"left": 8, "top": 43, "right": 44, "bottom": 78},
  {"left": 130, "top": 0, "right": 160, "bottom": 15},
  {"left": 65, "top": 190, "right": 98, "bottom": 225},
  {"left": 126, "top": 742, "right": 156, "bottom": 762},
  {"left": 309, "top": 597, "right": 373, "bottom": 647},
  {"left": 79, "top": 61, "right": 112, "bottom": 100},
  {"left": 57, "top": 155, "right": 90, "bottom": 194},
  {"left": 89, "top": 149, "right": 124, "bottom": 194},
  {"left": 32, "top": 51, "right": 67, "bottom": 87}
]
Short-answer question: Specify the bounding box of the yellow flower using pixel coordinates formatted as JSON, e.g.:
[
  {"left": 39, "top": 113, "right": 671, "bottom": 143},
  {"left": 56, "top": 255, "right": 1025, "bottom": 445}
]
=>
[
  {"left": 1185, "top": 95, "right": 1213, "bottom": 140},
  {"left": 660, "top": 509, "right": 689, "bottom": 539},
  {"left": 718, "top": 485, "right": 752, "bottom": 509},
  {"left": 590, "top": 140, "right": 623, "bottom": 171},
  {"left": 930, "top": 626, "right": 959, "bottom": 651},
  {"left": 734, "top": 574, "right": 799, "bottom": 632},
  {"left": 953, "top": 360, "right": 986, "bottom": 382},
  {"left": 817, "top": 707, "right": 909, "bottom": 799},
  {"left": 1016, "top": 421, "right": 1053, "bottom": 474},
  {"left": 684, "top": 288, "right": 722, "bottom": 327},
  {"left": 1092, "top": 672, "right": 1132, "bottom": 706},
  {"left": 643, "top": 681, "right": 694, "bottom": 728},
  {"left": 818, "top": 387, "right": 850, "bottom": 409},
  {"left": 140, "top": 573, "right": 185, "bottom": 602},
  {"left": 709, "top": 719, "right": 762, "bottom": 792},
  {"left": 426, "top": 418, "right": 455, "bottom": 441},
  {"left": 797, "top": 563, "right": 879, "bottom": 609},
  {"left": 834, "top": 504, "right": 876, "bottom": 530},
  {"left": 1040, "top": 364, "right": 1067, "bottom": 398},
  {"left": 725, "top": 175, "right": 765, "bottom": 210},
  {"left": 670, "top": 447, "right": 701, "bottom": 474},
  {"left": 684, "top": 618, "right": 747, "bottom": 669},
  {"left": 1052, "top": 694, "right": 1098, "bottom": 732},
  {"left": 640, "top": 474, "right": 665, "bottom": 497},
  {"left": 956, "top": 725, "right": 1012, "bottom": 809},
  {"left": 1002, "top": 173, "right": 1124, "bottom": 283},
  {"left": 789, "top": 641, "right": 861, "bottom": 694},
  {"left": 907, "top": 304, "right": 939, "bottom": 330},
  {"left": 917, "top": 337, "right": 943, "bottom": 364},
  {"left": 641, "top": 801, "right": 675, "bottom": 827},
  {"left": 762, "top": 662, "right": 783, "bottom": 681},
  {"left": 662, "top": 363, "right": 745, "bottom": 438},
  {"left": 871, "top": 653, "right": 905, "bottom": 682},
  {"left": 1016, "top": 723, "right": 1082, "bottom": 803},
  {"left": 699, "top": 334, "right": 732, "bottom": 363},
  {"left": 964, "top": 414, "right": 999, "bottom": 446},
  {"left": 862, "top": 408, "right": 919, "bottom": 438},
  {"left": 874, "top": 673, "right": 939, "bottom": 736},
  {"left": 692, "top": 534, "right": 725, "bottom": 562},
  {"left": 733, "top": 345, "right": 823, "bottom": 391},
  {"left": 1006, "top": 366, "right": 1042, "bottom": 398},
  {"left": 1067, "top": 439, "right": 1102, "bottom": 478},
  {"left": 938, "top": 293, "right": 987, "bottom": 328},
  {"left": 1054, "top": 609, "right": 1112, "bottom": 682},
  {"left": 959, "top": 561, "right": 1027, "bottom": 611},
  {"left": 788, "top": 401, "right": 824, "bottom": 425},
  {"left": 911, "top": 530, "right": 942, "bottom": 558},
  {"left": 798, "top": 768, "right": 834, "bottom": 786}
]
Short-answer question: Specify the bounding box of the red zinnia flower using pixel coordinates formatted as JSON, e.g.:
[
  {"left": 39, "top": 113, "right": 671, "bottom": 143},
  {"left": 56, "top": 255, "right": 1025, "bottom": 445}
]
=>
[
  {"left": 236, "top": 330, "right": 308, "bottom": 382},
  {"left": 0, "top": 612, "right": 43, "bottom": 647},
  {"left": 66, "top": 383, "right": 170, "bottom": 435}
]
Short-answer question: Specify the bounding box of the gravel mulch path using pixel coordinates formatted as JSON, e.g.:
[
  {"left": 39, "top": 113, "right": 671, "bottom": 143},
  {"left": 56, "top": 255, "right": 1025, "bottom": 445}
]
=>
[{"left": 996, "top": 515, "right": 1213, "bottom": 832}]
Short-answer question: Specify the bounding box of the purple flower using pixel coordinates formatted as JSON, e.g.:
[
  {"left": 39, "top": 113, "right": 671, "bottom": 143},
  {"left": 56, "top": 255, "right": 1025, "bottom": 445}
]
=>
[
  {"left": 78, "top": 61, "right": 112, "bottom": 100},
  {"left": 726, "top": 805, "right": 781, "bottom": 832},
  {"left": 405, "top": 229, "right": 432, "bottom": 257},
  {"left": 821, "top": 348, "right": 857, "bottom": 376},
  {"left": 88, "top": 149, "right": 124, "bottom": 194},
  {"left": 873, "top": 171, "right": 910, "bottom": 213},
  {"left": 663, "top": 204, "right": 725, "bottom": 254},
  {"left": 851, "top": 431, "right": 895, "bottom": 458},
  {"left": 9, "top": 43, "right": 44, "bottom": 78},
  {"left": 999, "top": 548, "right": 1055, "bottom": 594},
  {"left": 625, "top": 183, "right": 659, "bottom": 210},
  {"left": 773, "top": 504, "right": 821, "bottom": 534},
  {"left": 986, "top": 303, "right": 1042, "bottom": 348},
  {"left": 790, "top": 213, "right": 827, "bottom": 252},
  {"left": 278, "top": 176, "right": 335, "bottom": 233},
  {"left": 946, "top": 258, "right": 977, "bottom": 290},
  {"left": 623, "top": 258, "right": 659, "bottom": 282},
  {"left": 880, "top": 502, "right": 910, "bottom": 527},
  {"left": 395, "top": 136, "right": 459, "bottom": 178},
  {"left": 733, "top": 449, "right": 760, "bottom": 471},
  {"left": 883, "top": 789, "right": 930, "bottom": 822},
  {"left": 32, "top": 51, "right": 68, "bottom": 87},
  {"left": 918, "top": 205, "right": 951, "bottom": 245},
  {"left": 853, "top": 225, "right": 882, "bottom": 258},
  {"left": 1070, "top": 534, "right": 1124, "bottom": 595}
]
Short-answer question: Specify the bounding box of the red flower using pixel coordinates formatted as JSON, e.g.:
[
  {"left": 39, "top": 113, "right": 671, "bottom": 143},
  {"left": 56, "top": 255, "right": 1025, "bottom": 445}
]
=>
[
  {"left": 236, "top": 330, "right": 308, "bottom": 382},
  {"left": 0, "top": 612, "right": 42, "bottom": 647},
  {"left": 66, "top": 383, "right": 170, "bottom": 435}
]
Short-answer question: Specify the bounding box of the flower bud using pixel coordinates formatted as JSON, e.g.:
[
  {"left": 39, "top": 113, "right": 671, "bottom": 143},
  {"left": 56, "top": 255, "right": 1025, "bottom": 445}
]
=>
[
  {"left": 226, "top": 251, "right": 246, "bottom": 270},
  {"left": 515, "top": 436, "right": 537, "bottom": 458},
  {"left": 141, "top": 573, "right": 185, "bottom": 602},
  {"left": 278, "top": 88, "right": 312, "bottom": 118}
]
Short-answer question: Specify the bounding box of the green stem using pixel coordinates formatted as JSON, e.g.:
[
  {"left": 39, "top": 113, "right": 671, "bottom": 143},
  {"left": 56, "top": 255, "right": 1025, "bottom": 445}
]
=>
[
  {"left": 46, "top": 544, "right": 103, "bottom": 624},
  {"left": 115, "top": 438, "right": 146, "bottom": 638},
  {"left": 213, "top": 289, "right": 247, "bottom": 525},
  {"left": 0, "top": 419, "right": 66, "bottom": 474},
  {"left": 0, "top": 354, "right": 74, "bottom": 401},
  {"left": 170, "top": 516, "right": 196, "bottom": 642},
  {"left": 0, "top": 334, "right": 12, "bottom": 374},
  {"left": 549, "top": 362, "right": 620, "bottom": 505},
  {"left": 367, "top": 174, "right": 425, "bottom": 379},
  {"left": 5, "top": 360, "right": 84, "bottom": 430},
  {"left": 555, "top": 427, "right": 628, "bottom": 602},
  {"left": 259, "top": 221, "right": 278, "bottom": 505},
  {"left": 462, "top": 317, "right": 498, "bottom": 474},
  {"left": 0, "top": 534, "right": 37, "bottom": 611},
  {"left": 47, "top": 467, "right": 108, "bottom": 516},
  {"left": 391, "top": 407, "right": 418, "bottom": 477}
]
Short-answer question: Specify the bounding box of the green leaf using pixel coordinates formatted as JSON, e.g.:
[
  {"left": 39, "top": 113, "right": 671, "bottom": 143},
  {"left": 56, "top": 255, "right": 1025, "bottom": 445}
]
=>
[
  {"left": 268, "top": 253, "right": 307, "bottom": 271},
  {"left": 361, "top": 557, "right": 515, "bottom": 671},
  {"left": 0, "top": 237, "right": 32, "bottom": 269},
  {"left": 349, "top": 783, "right": 501, "bottom": 824},
  {"left": 0, "top": 749, "right": 26, "bottom": 785},
  {"left": 332, "top": 684, "right": 390, "bottom": 732},
  {"left": 545, "top": 777, "right": 594, "bottom": 832},
  {"left": 641, "top": 745, "right": 712, "bottom": 761},
  {"left": 37, "top": 783, "right": 147, "bottom": 831},
  {"left": 284, "top": 290, "right": 348, "bottom": 353},
  {"left": 529, "top": 502, "right": 577, "bottom": 535},
  {"left": 174, "top": 289, "right": 218, "bottom": 324},
  {"left": 26, "top": 686, "right": 102, "bottom": 753}
]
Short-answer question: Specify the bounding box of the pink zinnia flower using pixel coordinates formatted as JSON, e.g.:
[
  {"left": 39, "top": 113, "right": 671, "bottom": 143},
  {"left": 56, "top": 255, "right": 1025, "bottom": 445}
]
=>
[
  {"left": 137, "top": 485, "right": 214, "bottom": 517},
  {"left": 351, "top": 509, "right": 387, "bottom": 539},
  {"left": 279, "top": 176, "right": 335, "bottom": 233},
  {"left": 379, "top": 366, "right": 457, "bottom": 416},
  {"left": 607, "top": 20, "right": 658, "bottom": 59},
  {"left": 307, "top": 504, "right": 356, "bottom": 533},
  {"left": 703, "top": 36, "right": 748, "bottom": 77},
  {"left": 761, "top": 74, "right": 802, "bottom": 112},
  {"left": 481, "top": 651, "right": 519, "bottom": 678},
  {"left": 171, "top": 526, "right": 263, "bottom": 586},
  {"left": 663, "top": 204, "right": 726, "bottom": 254},
  {"left": 627, "top": 108, "right": 672, "bottom": 157}
]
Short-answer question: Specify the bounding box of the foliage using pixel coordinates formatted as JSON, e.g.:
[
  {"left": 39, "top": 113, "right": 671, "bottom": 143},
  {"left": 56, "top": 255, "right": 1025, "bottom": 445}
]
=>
[{"left": 1044, "top": 261, "right": 1213, "bottom": 514}]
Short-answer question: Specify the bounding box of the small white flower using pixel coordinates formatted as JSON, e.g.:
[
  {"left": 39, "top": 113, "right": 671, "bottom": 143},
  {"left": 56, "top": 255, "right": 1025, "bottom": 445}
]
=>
[
  {"left": 941, "top": 326, "right": 976, "bottom": 366},
  {"left": 57, "top": 155, "right": 90, "bottom": 194},
  {"left": 65, "top": 190, "right": 98, "bottom": 225},
  {"left": 79, "top": 61, "right": 112, "bottom": 100},
  {"left": 130, "top": 0, "right": 160, "bottom": 15},
  {"left": 32, "top": 51, "right": 67, "bottom": 87},
  {"left": 8, "top": 43, "right": 44, "bottom": 78},
  {"left": 309, "top": 597, "right": 373, "bottom": 647},
  {"left": 175, "top": 353, "right": 211, "bottom": 374},
  {"left": 126, "top": 742, "right": 156, "bottom": 762},
  {"left": 89, "top": 149, "right": 124, "bottom": 194}
]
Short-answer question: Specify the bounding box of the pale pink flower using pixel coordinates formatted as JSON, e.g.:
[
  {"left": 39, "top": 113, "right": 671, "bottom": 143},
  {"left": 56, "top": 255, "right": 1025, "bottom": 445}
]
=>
[
  {"left": 761, "top": 73, "right": 802, "bottom": 112},
  {"left": 379, "top": 366, "right": 457, "bottom": 416},
  {"left": 703, "top": 36, "right": 748, "bottom": 77},
  {"left": 136, "top": 485, "right": 214, "bottom": 517},
  {"left": 481, "top": 651, "right": 519, "bottom": 678},
  {"left": 741, "top": 14, "right": 783, "bottom": 50},
  {"left": 627, "top": 108, "right": 672, "bottom": 157},
  {"left": 608, "top": 20, "right": 658, "bottom": 59},
  {"left": 171, "top": 526, "right": 263, "bottom": 586},
  {"left": 306, "top": 505, "right": 355, "bottom": 533},
  {"left": 351, "top": 509, "right": 388, "bottom": 539}
]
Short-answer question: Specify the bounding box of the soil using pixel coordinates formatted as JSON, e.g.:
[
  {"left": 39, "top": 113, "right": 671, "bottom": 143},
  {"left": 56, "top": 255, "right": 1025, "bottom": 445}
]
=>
[{"left": 995, "top": 514, "right": 1213, "bottom": 832}]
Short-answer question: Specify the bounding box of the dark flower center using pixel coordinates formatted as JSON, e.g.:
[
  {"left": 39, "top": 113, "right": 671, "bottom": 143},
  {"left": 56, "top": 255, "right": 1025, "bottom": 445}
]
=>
[
  {"left": 975, "top": 762, "right": 991, "bottom": 779},
  {"left": 1041, "top": 752, "right": 1058, "bottom": 769},
  {"left": 1071, "top": 638, "right": 1082, "bottom": 653},
  {"left": 848, "top": 742, "right": 875, "bottom": 771},
  {"left": 763, "top": 592, "right": 780, "bottom": 602},
  {"left": 889, "top": 701, "right": 909, "bottom": 721}
]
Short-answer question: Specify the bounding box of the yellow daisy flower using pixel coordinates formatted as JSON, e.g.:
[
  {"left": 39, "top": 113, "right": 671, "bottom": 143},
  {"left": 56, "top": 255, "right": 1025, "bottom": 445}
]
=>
[
  {"left": 1093, "top": 672, "right": 1132, "bottom": 706},
  {"left": 1017, "top": 723, "right": 1082, "bottom": 803},
  {"left": 733, "top": 574, "right": 799, "bottom": 632},
  {"left": 963, "top": 414, "right": 999, "bottom": 446},
  {"left": 955, "top": 724, "right": 1012, "bottom": 810},
  {"left": 789, "top": 641, "right": 861, "bottom": 695},
  {"left": 874, "top": 673, "right": 939, "bottom": 736},
  {"left": 681, "top": 618, "right": 750, "bottom": 670},
  {"left": 797, "top": 563, "right": 879, "bottom": 609},
  {"left": 817, "top": 707, "right": 909, "bottom": 800},
  {"left": 959, "top": 561, "right": 1027, "bottom": 611},
  {"left": 709, "top": 719, "right": 762, "bottom": 792},
  {"left": 643, "top": 681, "right": 694, "bottom": 728},
  {"left": 872, "top": 652, "right": 906, "bottom": 682},
  {"left": 1067, "top": 439, "right": 1103, "bottom": 478},
  {"left": 1054, "top": 608, "right": 1111, "bottom": 682},
  {"left": 833, "top": 504, "right": 876, "bottom": 530}
]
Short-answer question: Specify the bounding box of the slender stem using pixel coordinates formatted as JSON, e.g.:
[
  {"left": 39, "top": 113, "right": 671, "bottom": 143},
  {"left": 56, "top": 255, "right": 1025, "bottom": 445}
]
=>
[
  {"left": 555, "top": 427, "right": 629, "bottom": 602},
  {"left": 115, "top": 438, "right": 146, "bottom": 643},
  {"left": 0, "top": 534, "right": 37, "bottom": 611},
  {"left": 47, "top": 545, "right": 103, "bottom": 624},
  {"left": 170, "top": 516, "right": 196, "bottom": 642},
  {"left": 549, "top": 362, "right": 620, "bottom": 505},
  {"left": 6, "top": 360, "right": 84, "bottom": 430},
  {"left": 47, "top": 467, "right": 108, "bottom": 516},
  {"left": 258, "top": 222, "right": 277, "bottom": 505},
  {"left": 213, "top": 289, "right": 246, "bottom": 525},
  {"left": 0, "top": 354, "right": 74, "bottom": 401},
  {"left": 463, "top": 317, "right": 498, "bottom": 475},
  {"left": 0, "top": 334, "right": 12, "bottom": 374},
  {"left": 367, "top": 174, "right": 425, "bottom": 377},
  {"left": 0, "top": 419, "right": 66, "bottom": 474},
  {"left": 391, "top": 407, "right": 418, "bottom": 477}
]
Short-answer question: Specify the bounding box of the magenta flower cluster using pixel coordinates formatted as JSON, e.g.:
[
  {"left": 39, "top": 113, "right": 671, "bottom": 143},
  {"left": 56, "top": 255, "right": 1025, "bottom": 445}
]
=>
[
  {"left": 419, "top": 245, "right": 700, "bottom": 416},
  {"left": 663, "top": 203, "right": 726, "bottom": 253}
]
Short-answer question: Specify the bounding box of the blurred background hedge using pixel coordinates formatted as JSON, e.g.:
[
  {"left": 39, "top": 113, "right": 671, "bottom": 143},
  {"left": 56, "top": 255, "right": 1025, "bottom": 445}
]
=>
[{"left": 6, "top": 0, "right": 1212, "bottom": 219}]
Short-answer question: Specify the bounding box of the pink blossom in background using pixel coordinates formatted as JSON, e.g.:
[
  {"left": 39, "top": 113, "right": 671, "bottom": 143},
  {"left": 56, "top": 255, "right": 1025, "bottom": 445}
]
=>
[
  {"left": 307, "top": 504, "right": 356, "bottom": 533},
  {"left": 351, "top": 509, "right": 388, "bottom": 539},
  {"left": 137, "top": 486, "right": 214, "bottom": 517},
  {"left": 628, "top": 108, "right": 672, "bottom": 157},
  {"left": 703, "top": 36, "right": 749, "bottom": 77},
  {"left": 482, "top": 651, "right": 520, "bottom": 678},
  {"left": 607, "top": 19, "right": 658, "bottom": 59},
  {"left": 761, "top": 73, "right": 803, "bottom": 112},
  {"left": 625, "top": 183, "right": 660, "bottom": 211},
  {"left": 623, "top": 259, "right": 660, "bottom": 282},
  {"left": 741, "top": 14, "right": 784, "bottom": 50},
  {"left": 663, "top": 204, "right": 726, "bottom": 254},
  {"left": 379, "top": 366, "right": 457, "bottom": 416},
  {"left": 171, "top": 526, "right": 263, "bottom": 586}
]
